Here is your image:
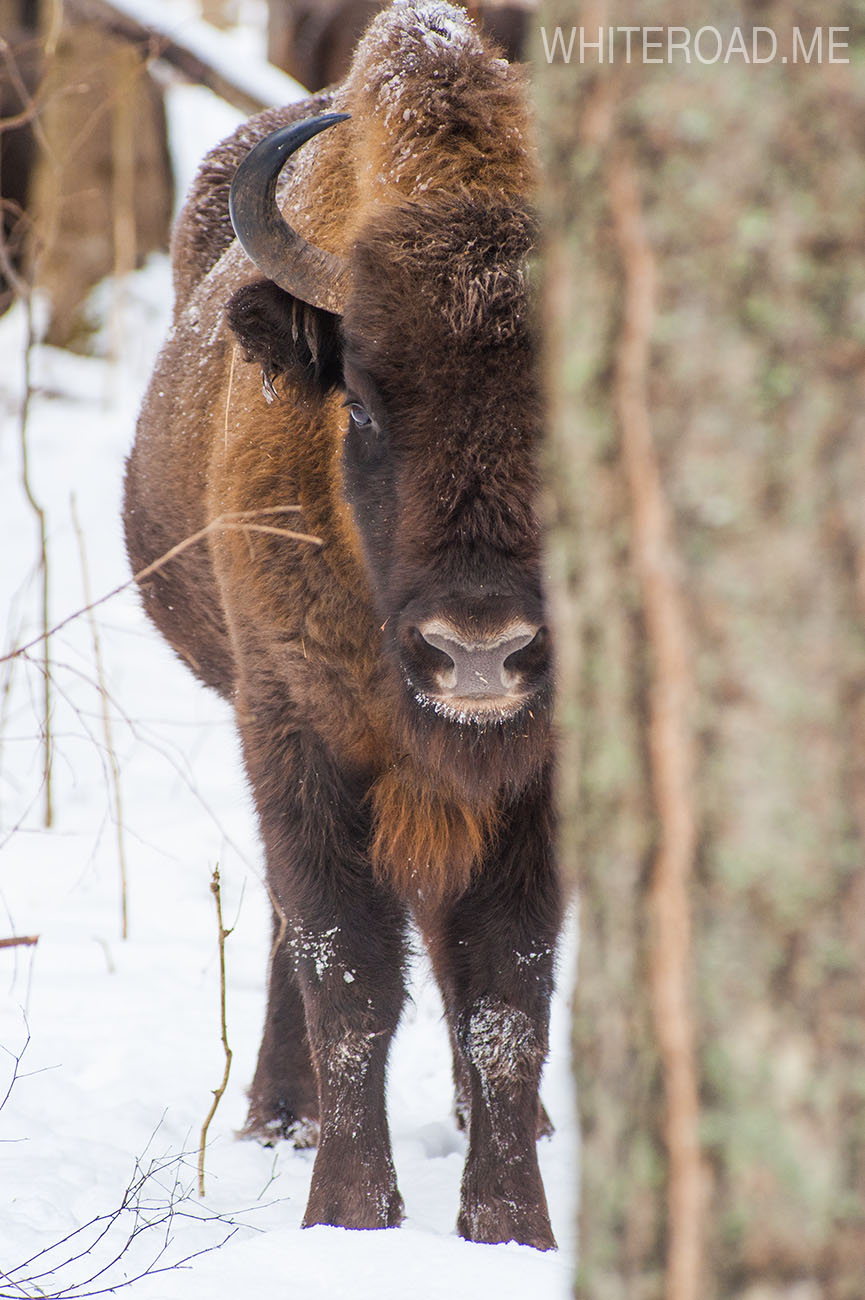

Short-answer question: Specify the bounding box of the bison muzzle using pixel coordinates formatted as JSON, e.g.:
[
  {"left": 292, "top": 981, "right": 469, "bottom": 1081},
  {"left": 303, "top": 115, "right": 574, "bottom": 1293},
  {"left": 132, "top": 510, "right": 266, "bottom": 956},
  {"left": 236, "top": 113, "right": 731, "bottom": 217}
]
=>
[{"left": 123, "top": 0, "right": 562, "bottom": 1250}]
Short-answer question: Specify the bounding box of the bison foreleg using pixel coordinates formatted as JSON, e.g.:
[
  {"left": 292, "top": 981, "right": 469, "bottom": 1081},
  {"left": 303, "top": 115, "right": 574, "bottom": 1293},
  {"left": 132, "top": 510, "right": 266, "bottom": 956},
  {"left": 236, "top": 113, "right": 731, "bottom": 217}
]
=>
[
  {"left": 242, "top": 719, "right": 409, "bottom": 1230},
  {"left": 425, "top": 775, "right": 561, "bottom": 1251},
  {"left": 301, "top": 992, "right": 405, "bottom": 1231},
  {"left": 294, "top": 893, "right": 407, "bottom": 1230},
  {"left": 456, "top": 995, "right": 555, "bottom": 1250}
]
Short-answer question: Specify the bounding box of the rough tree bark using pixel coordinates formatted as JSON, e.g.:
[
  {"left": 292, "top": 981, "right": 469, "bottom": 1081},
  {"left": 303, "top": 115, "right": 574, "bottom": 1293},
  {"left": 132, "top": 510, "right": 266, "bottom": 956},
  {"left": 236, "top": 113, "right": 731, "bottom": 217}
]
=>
[{"left": 535, "top": 3, "right": 865, "bottom": 1297}]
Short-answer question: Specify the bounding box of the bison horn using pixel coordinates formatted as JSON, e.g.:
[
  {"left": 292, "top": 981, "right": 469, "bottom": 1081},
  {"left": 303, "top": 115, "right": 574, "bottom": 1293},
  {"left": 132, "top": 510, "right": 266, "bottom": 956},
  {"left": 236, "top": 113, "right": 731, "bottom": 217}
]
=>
[{"left": 229, "top": 113, "right": 351, "bottom": 316}]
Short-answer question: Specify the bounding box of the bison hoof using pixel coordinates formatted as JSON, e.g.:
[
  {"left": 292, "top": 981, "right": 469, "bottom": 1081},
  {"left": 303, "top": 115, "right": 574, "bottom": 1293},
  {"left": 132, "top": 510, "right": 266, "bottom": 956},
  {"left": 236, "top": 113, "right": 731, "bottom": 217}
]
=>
[
  {"left": 302, "top": 1195, "right": 404, "bottom": 1231},
  {"left": 303, "top": 1169, "right": 404, "bottom": 1231},
  {"left": 458, "top": 1198, "right": 556, "bottom": 1252},
  {"left": 537, "top": 1101, "right": 555, "bottom": 1140},
  {"left": 240, "top": 1110, "right": 320, "bottom": 1150}
]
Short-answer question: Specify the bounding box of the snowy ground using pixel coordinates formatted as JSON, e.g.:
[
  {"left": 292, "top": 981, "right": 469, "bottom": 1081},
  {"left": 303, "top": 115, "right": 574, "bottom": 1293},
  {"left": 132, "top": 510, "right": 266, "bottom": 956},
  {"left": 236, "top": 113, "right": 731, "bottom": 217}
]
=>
[{"left": 0, "top": 81, "right": 577, "bottom": 1300}]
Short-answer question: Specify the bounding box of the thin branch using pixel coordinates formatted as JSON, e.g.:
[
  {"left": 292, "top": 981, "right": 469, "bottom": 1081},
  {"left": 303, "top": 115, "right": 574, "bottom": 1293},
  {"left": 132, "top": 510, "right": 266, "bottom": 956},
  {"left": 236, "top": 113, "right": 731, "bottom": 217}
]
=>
[
  {"left": 62, "top": 0, "right": 304, "bottom": 116},
  {"left": 0, "top": 508, "right": 321, "bottom": 667},
  {"left": 0, "top": 203, "right": 32, "bottom": 303},
  {"left": 224, "top": 344, "right": 238, "bottom": 452},
  {"left": 0, "top": 37, "right": 45, "bottom": 140},
  {"left": 609, "top": 146, "right": 703, "bottom": 1300},
  {"left": 0, "top": 35, "right": 53, "bottom": 300},
  {"left": 71, "top": 497, "right": 129, "bottom": 941},
  {"left": 0, "top": 100, "right": 42, "bottom": 133},
  {"left": 16, "top": 297, "right": 52, "bottom": 830},
  {"left": 0, "top": 937, "right": 39, "bottom": 950},
  {"left": 0, "top": 35, "right": 52, "bottom": 824},
  {"left": 229, "top": 522, "right": 318, "bottom": 542},
  {"left": 108, "top": 42, "right": 138, "bottom": 364},
  {"left": 12, "top": 649, "right": 259, "bottom": 880},
  {"left": 0, "top": 1021, "right": 31, "bottom": 1115},
  {"left": 0, "top": 1143, "right": 247, "bottom": 1299},
  {"left": 198, "top": 866, "right": 233, "bottom": 1199}
]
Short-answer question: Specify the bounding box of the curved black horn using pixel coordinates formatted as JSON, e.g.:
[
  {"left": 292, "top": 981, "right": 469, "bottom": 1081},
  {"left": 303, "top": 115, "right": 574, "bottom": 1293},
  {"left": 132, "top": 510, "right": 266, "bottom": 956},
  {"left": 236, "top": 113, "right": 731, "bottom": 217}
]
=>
[{"left": 229, "top": 113, "right": 351, "bottom": 316}]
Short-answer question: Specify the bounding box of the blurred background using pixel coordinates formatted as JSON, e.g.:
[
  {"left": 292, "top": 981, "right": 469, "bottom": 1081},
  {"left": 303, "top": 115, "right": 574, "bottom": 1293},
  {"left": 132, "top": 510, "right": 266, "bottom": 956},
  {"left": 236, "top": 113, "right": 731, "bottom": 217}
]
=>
[{"left": 4, "top": 2, "right": 865, "bottom": 1298}]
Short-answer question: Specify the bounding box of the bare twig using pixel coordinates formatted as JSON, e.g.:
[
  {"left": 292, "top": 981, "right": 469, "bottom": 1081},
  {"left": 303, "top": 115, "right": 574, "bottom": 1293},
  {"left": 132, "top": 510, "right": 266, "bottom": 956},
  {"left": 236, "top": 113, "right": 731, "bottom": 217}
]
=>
[
  {"left": 224, "top": 344, "right": 238, "bottom": 451},
  {"left": 0, "top": 507, "right": 321, "bottom": 668},
  {"left": 0, "top": 203, "right": 31, "bottom": 304},
  {"left": 8, "top": 648, "right": 258, "bottom": 880},
  {"left": 0, "top": 36, "right": 45, "bottom": 141},
  {"left": 0, "top": 1145, "right": 244, "bottom": 1298},
  {"left": 0, "top": 937, "right": 39, "bottom": 951},
  {"left": 0, "top": 1020, "right": 31, "bottom": 1115},
  {"left": 198, "top": 866, "right": 233, "bottom": 1199},
  {"left": 256, "top": 1149, "right": 282, "bottom": 1201},
  {"left": 63, "top": 0, "right": 303, "bottom": 115},
  {"left": 108, "top": 43, "right": 138, "bottom": 362},
  {"left": 71, "top": 497, "right": 129, "bottom": 940},
  {"left": 609, "top": 147, "right": 703, "bottom": 1300},
  {"left": 0, "top": 32, "right": 53, "bottom": 828},
  {"left": 16, "top": 298, "right": 53, "bottom": 830}
]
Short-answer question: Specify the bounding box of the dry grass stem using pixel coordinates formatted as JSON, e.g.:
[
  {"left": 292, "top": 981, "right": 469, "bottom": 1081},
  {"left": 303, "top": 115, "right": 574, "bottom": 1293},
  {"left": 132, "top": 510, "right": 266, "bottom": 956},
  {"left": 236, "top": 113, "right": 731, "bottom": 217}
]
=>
[
  {"left": 16, "top": 299, "right": 53, "bottom": 829},
  {"left": 224, "top": 343, "right": 238, "bottom": 451},
  {"left": 71, "top": 497, "right": 129, "bottom": 940},
  {"left": 197, "top": 867, "right": 233, "bottom": 1199},
  {"left": 109, "top": 44, "right": 138, "bottom": 360},
  {"left": 0, "top": 33, "right": 56, "bottom": 827}
]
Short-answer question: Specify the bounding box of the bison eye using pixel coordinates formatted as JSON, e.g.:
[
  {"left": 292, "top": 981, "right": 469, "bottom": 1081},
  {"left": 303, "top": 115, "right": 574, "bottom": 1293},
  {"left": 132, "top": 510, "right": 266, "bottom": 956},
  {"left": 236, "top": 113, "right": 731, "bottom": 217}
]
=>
[
  {"left": 342, "top": 395, "right": 388, "bottom": 472},
  {"left": 347, "top": 402, "right": 373, "bottom": 429}
]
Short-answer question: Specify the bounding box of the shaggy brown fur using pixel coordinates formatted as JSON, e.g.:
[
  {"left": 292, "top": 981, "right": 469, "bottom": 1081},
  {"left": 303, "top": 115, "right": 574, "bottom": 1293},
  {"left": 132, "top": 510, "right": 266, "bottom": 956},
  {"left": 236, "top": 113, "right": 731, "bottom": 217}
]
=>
[
  {"left": 124, "top": 0, "right": 561, "bottom": 1252},
  {"left": 369, "top": 761, "right": 500, "bottom": 901}
]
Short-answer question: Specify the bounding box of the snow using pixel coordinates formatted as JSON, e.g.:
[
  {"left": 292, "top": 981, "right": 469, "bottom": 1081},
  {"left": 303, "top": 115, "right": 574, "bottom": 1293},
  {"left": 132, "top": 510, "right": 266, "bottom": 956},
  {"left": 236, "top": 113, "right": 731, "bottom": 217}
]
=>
[
  {"left": 165, "top": 86, "right": 244, "bottom": 215},
  {"left": 102, "top": 0, "right": 307, "bottom": 110},
  {"left": 0, "top": 73, "right": 577, "bottom": 1300}
]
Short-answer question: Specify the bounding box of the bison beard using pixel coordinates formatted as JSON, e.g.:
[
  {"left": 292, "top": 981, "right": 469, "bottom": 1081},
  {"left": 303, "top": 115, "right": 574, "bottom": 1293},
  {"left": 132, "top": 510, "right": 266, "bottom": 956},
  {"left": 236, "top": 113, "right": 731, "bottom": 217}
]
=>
[{"left": 123, "top": 0, "right": 562, "bottom": 1251}]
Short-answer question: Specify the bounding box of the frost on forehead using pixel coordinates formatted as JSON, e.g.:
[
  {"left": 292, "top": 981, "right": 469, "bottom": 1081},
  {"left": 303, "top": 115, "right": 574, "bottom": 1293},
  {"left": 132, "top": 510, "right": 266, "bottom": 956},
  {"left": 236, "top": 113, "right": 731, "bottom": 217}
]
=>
[
  {"left": 346, "top": 0, "right": 528, "bottom": 200},
  {"left": 355, "top": 0, "right": 484, "bottom": 122},
  {"left": 390, "top": 0, "right": 479, "bottom": 51}
]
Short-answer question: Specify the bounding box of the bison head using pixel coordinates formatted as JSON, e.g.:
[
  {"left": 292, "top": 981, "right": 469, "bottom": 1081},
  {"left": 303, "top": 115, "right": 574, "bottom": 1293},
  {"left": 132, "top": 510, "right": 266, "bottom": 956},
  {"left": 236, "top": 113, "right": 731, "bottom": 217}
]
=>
[{"left": 227, "top": 116, "right": 552, "bottom": 794}]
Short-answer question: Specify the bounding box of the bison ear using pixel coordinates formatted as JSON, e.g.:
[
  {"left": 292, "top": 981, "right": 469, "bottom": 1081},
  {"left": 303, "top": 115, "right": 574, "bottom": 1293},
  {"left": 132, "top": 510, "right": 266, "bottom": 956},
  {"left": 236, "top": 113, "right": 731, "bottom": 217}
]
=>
[{"left": 225, "top": 279, "right": 343, "bottom": 396}]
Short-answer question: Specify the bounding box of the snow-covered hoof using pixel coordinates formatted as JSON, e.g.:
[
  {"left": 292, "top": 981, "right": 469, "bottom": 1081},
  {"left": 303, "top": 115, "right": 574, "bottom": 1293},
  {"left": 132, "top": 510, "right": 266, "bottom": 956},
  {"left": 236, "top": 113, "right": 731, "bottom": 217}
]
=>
[
  {"left": 240, "top": 1107, "right": 320, "bottom": 1149},
  {"left": 457, "top": 1194, "right": 556, "bottom": 1251},
  {"left": 302, "top": 1166, "right": 404, "bottom": 1230},
  {"left": 458, "top": 1144, "right": 556, "bottom": 1252}
]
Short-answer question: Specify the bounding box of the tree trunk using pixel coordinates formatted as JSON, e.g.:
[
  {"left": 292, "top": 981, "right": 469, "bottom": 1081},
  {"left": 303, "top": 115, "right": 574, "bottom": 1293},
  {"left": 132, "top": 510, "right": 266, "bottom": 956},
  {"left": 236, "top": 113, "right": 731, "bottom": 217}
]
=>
[
  {"left": 535, "top": 3, "right": 865, "bottom": 1297},
  {"left": 0, "top": 11, "right": 42, "bottom": 313},
  {"left": 28, "top": 13, "right": 173, "bottom": 347}
]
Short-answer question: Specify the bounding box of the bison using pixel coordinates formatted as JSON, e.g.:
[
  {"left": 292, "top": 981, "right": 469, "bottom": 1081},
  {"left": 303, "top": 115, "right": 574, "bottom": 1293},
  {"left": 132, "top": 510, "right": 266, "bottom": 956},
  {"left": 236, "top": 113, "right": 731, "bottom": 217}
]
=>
[{"left": 123, "top": 0, "right": 561, "bottom": 1251}]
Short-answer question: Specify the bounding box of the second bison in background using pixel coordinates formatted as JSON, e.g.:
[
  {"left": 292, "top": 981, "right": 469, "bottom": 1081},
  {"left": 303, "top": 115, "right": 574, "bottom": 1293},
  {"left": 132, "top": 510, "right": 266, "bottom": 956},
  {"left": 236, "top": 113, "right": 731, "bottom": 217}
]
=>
[{"left": 124, "top": 0, "right": 561, "bottom": 1250}]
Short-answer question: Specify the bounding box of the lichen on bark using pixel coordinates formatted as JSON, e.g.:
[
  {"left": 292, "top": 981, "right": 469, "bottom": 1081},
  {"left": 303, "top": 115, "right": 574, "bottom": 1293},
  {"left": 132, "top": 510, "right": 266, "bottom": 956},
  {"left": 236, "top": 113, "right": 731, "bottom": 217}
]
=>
[{"left": 535, "top": 2, "right": 865, "bottom": 1296}]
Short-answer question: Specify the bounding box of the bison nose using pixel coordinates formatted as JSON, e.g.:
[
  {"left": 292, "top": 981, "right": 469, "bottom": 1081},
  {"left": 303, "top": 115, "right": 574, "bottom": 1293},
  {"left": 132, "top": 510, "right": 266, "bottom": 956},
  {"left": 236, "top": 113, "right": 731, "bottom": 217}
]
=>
[{"left": 415, "top": 620, "right": 541, "bottom": 698}]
